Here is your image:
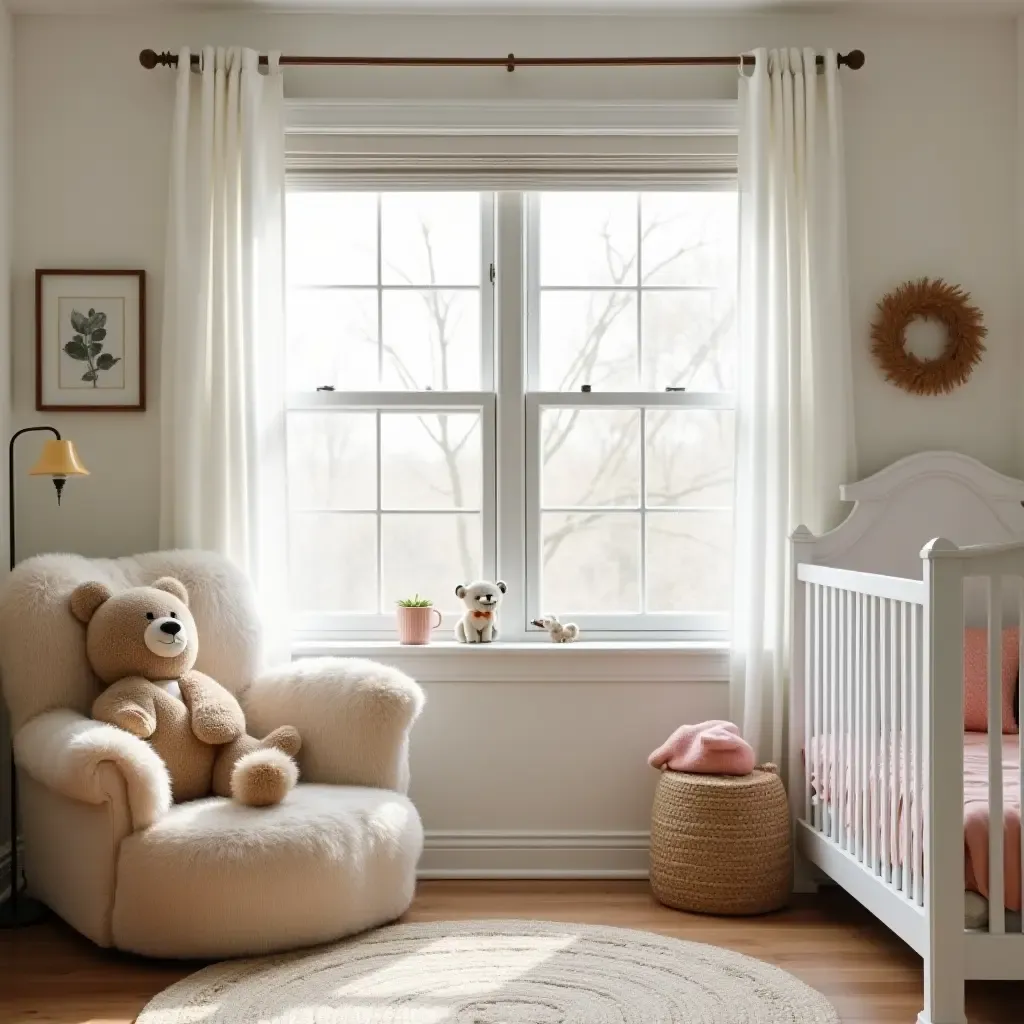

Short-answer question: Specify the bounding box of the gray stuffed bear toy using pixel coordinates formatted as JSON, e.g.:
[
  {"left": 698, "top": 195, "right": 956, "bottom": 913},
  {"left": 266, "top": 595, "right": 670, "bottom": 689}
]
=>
[{"left": 454, "top": 580, "right": 506, "bottom": 643}]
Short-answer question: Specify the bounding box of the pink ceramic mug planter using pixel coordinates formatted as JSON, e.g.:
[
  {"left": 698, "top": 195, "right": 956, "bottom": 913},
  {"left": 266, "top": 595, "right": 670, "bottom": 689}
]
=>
[{"left": 396, "top": 601, "right": 443, "bottom": 645}]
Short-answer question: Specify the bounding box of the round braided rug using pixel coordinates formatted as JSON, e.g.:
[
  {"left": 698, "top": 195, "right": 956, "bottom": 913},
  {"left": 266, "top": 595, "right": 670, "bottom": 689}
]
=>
[{"left": 138, "top": 919, "right": 838, "bottom": 1024}]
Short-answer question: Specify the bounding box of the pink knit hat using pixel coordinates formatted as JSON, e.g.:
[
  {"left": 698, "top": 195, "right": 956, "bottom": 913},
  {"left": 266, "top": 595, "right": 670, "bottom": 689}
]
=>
[{"left": 648, "top": 720, "right": 756, "bottom": 776}]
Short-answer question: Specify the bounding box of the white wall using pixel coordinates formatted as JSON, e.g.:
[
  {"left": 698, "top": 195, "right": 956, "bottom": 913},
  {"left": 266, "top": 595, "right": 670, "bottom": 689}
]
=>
[
  {"left": 413, "top": 674, "right": 726, "bottom": 875},
  {"left": 8, "top": 9, "right": 1021, "bottom": 870},
  {"left": 12, "top": 11, "right": 1021, "bottom": 559}
]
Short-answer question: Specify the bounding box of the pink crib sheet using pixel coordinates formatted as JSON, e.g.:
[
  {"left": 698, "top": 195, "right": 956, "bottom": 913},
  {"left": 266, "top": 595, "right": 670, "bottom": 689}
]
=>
[{"left": 806, "top": 733, "right": 1022, "bottom": 910}]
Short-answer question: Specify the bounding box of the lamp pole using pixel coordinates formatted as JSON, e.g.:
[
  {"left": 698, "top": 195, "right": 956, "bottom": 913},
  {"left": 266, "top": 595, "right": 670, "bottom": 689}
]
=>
[
  {"left": 0, "top": 425, "right": 62, "bottom": 928},
  {"left": 9, "top": 426, "right": 60, "bottom": 572}
]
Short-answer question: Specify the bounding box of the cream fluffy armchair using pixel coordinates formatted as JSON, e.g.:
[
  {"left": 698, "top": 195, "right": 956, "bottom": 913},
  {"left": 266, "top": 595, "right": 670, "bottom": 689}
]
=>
[{"left": 0, "top": 550, "right": 425, "bottom": 959}]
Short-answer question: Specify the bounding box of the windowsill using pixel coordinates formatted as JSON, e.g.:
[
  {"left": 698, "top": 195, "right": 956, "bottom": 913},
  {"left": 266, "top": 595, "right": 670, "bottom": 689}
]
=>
[{"left": 291, "top": 639, "right": 729, "bottom": 683}]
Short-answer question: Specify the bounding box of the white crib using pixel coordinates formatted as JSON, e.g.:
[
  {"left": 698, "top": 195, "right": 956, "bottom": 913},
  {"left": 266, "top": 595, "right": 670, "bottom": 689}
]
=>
[{"left": 789, "top": 451, "right": 1024, "bottom": 1024}]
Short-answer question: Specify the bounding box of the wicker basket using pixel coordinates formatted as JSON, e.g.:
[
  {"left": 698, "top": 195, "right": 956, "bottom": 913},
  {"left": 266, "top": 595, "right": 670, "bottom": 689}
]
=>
[{"left": 649, "top": 763, "right": 792, "bottom": 915}]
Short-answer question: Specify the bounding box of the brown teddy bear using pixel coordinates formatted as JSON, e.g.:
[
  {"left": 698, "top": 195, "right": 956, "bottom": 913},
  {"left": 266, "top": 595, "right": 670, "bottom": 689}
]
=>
[{"left": 70, "top": 576, "right": 300, "bottom": 807}]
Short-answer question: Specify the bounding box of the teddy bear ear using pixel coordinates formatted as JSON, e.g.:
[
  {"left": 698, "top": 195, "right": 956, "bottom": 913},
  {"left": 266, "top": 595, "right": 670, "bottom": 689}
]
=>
[
  {"left": 497, "top": 580, "right": 507, "bottom": 594},
  {"left": 70, "top": 581, "right": 113, "bottom": 624},
  {"left": 455, "top": 584, "right": 467, "bottom": 599},
  {"left": 151, "top": 577, "right": 189, "bottom": 606}
]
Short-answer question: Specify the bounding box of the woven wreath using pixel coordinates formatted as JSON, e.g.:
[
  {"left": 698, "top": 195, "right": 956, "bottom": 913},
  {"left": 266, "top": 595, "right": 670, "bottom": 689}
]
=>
[{"left": 869, "top": 278, "right": 986, "bottom": 396}]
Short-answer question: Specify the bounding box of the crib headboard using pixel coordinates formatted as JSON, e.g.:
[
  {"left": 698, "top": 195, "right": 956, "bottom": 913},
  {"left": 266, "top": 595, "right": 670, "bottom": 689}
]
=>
[{"left": 797, "top": 451, "right": 1024, "bottom": 580}]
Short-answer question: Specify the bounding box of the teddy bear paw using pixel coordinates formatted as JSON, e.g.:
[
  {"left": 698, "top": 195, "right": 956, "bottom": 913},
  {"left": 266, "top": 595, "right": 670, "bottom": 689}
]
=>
[
  {"left": 189, "top": 706, "right": 243, "bottom": 745},
  {"left": 114, "top": 708, "right": 156, "bottom": 739},
  {"left": 261, "top": 725, "right": 302, "bottom": 758},
  {"left": 231, "top": 747, "right": 299, "bottom": 807}
]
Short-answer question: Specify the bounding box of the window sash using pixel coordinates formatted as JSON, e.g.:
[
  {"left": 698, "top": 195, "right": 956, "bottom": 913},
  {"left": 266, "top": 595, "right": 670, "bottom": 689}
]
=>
[
  {"left": 288, "top": 391, "right": 497, "bottom": 637},
  {"left": 524, "top": 392, "right": 732, "bottom": 637},
  {"left": 522, "top": 188, "right": 737, "bottom": 392},
  {"left": 286, "top": 192, "right": 495, "bottom": 393}
]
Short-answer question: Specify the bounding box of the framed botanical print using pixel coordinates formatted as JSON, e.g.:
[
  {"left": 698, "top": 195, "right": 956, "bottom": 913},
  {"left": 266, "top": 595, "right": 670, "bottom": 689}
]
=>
[{"left": 36, "top": 269, "right": 146, "bottom": 411}]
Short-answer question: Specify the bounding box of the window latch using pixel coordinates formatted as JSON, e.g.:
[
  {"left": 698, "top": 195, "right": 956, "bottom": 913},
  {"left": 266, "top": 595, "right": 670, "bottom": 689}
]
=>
[
  {"left": 489, "top": 263, "right": 496, "bottom": 285},
  {"left": 316, "top": 385, "right": 335, "bottom": 392}
]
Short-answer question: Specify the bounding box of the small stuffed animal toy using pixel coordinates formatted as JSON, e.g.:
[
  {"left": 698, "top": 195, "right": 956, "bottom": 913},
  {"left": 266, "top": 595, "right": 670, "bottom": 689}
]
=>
[
  {"left": 72, "top": 577, "right": 301, "bottom": 807},
  {"left": 455, "top": 579, "right": 506, "bottom": 643},
  {"left": 531, "top": 615, "right": 580, "bottom": 643},
  {"left": 648, "top": 720, "right": 756, "bottom": 776}
]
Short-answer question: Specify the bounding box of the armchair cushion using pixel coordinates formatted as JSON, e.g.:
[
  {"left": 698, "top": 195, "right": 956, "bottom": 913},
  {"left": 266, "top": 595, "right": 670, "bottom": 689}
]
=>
[
  {"left": 112, "top": 783, "right": 423, "bottom": 958},
  {"left": 244, "top": 658, "right": 425, "bottom": 793},
  {"left": 14, "top": 709, "right": 171, "bottom": 829}
]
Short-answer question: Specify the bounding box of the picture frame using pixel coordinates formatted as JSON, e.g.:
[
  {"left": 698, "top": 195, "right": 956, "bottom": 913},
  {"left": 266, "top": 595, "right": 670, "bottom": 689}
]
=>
[{"left": 36, "top": 269, "right": 146, "bottom": 411}]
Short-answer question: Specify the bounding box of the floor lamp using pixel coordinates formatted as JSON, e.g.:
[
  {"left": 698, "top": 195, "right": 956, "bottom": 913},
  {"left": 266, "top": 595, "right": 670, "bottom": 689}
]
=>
[{"left": 0, "top": 426, "right": 89, "bottom": 929}]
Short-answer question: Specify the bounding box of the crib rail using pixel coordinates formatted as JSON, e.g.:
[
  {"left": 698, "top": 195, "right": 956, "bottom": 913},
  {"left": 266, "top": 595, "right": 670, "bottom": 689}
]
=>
[
  {"left": 795, "top": 561, "right": 926, "bottom": 907},
  {"left": 791, "top": 535, "right": 1024, "bottom": 990},
  {"left": 922, "top": 540, "right": 1024, "bottom": 942}
]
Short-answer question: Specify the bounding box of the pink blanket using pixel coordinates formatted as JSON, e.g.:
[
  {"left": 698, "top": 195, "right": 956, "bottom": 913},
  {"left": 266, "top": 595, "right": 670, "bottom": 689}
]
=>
[
  {"left": 964, "top": 734, "right": 1022, "bottom": 910},
  {"left": 807, "top": 733, "right": 1022, "bottom": 909}
]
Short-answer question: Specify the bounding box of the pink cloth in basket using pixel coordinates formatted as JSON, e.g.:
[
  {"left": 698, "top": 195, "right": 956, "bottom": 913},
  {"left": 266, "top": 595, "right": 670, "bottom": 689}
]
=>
[{"left": 648, "top": 720, "right": 756, "bottom": 775}]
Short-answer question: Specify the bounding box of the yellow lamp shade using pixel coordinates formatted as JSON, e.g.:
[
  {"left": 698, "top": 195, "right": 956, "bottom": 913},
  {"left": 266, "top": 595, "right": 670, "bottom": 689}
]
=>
[{"left": 28, "top": 439, "right": 89, "bottom": 478}]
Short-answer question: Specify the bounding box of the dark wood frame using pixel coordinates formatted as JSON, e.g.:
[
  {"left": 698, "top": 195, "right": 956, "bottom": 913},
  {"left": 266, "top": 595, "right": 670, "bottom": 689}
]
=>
[{"left": 35, "top": 269, "right": 146, "bottom": 412}]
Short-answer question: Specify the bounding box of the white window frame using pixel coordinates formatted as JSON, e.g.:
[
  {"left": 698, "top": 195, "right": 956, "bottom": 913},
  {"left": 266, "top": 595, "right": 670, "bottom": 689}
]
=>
[
  {"left": 523, "top": 392, "right": 733, "bottom": 638},
  {"left": 285, "top": 99, "right": 738, "bottom": 646},
  {"left": 288, "top": 191, "right": 499, "bottom": 641},
  {"left": 518, "top": 189, "right": 735, "bottom": 639}
]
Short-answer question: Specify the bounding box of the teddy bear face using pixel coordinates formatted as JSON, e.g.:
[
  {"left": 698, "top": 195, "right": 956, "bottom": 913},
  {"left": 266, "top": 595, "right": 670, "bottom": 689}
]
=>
[
  {"left": 455, "top": 579, "right": 506, "bottom": 614},
  {"left": 70, "top": 577, "right": 198, "bottom": 685}
]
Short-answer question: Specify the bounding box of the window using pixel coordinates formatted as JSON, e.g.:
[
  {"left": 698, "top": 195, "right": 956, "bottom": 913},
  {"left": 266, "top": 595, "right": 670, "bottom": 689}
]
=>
[{"left": 286, "top": 187, "right": 737, "bottom": 640}]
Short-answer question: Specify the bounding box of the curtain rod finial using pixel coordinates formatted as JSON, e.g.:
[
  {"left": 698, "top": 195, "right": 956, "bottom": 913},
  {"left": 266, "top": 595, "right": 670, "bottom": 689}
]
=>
[
  {"left": 841, "top": 49, "right": 865, "bottom": 70},
  {"left": 139, "top": 49, "right": 177, "bottom": 69}
]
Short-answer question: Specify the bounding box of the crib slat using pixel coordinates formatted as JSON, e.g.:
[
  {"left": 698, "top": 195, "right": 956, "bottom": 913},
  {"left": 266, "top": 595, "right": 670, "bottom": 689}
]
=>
[
  {"left": 820, "top": 586, "right": 829, "bottom": 837},
  {"left": 912, "top": 601, "right": 923, "bottom": 907},
  {"left": 1018, "top": 580, "right": 1024, "bottom": 930},
  {"left": 829, "top": 586, "right": 838, "bottom": 842},
  {"left": 893, "top": 601, "right": 902, "bottom": 889},
  {"left": 988, "top": 576, "right": 1006, "bottom": 933},
  {"left": 860, "top": 592, "right": 869, "bottom": 866},
  {"left": 846, "top": 590, "right": 856, "bottom": 855},
  {"left": 837, "top": 589, "right": 847, "bottom": 852},
  {"left": 901, "top": 600, "right": 912, "bottom": 898},
  {"left": 804, "top": 583, "right": 814, "bottom": 826},
  {"left": 869, "top": 595, "right": 879, "bottom": 875},
  {"left": 889, "top": 598, "right": 899, "bottom": 887},
  {"left": 815, "top": 584, "right": 825, "bottom": 833},
  {"left": 881, "top": 598, "right": 892, "bottom": 884},
  {"left": 854, "top": 592, "right": 864, "bottom": 863}
]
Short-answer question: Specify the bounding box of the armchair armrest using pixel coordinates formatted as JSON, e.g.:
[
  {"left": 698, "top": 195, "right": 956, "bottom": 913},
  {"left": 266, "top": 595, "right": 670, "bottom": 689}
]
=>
[
  {"left": 13, "top": 709, "right": 172, "bottom": 830},
  {"left": 244, "top": 657, "right": 425, "bottom": 793}
]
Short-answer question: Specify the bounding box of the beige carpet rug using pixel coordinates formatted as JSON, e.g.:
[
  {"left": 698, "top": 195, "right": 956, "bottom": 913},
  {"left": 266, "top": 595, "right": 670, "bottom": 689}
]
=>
[{"left": 138, "top": 919, "right": 839, "bottom": 1023}]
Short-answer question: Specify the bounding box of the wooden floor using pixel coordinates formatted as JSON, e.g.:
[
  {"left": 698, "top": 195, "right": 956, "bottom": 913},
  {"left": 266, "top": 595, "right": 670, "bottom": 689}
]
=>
[{"left": 1, "top": 881, "right": 1021, "bottom": 1023}]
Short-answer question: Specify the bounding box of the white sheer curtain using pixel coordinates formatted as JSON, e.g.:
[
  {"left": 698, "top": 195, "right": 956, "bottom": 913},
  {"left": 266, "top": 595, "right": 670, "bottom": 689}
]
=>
[
  {"left": 159, "top": 46, "right": 290, "bottom": 662},
  {"left": 731, "top": 48, "right": 857, "bottom": 763}
]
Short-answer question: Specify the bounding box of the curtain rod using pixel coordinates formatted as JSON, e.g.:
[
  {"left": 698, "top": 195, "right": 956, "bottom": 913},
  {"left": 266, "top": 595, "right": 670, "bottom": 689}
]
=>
[{"left": 139, "top": 48, "right": 865, "bottom": 73}]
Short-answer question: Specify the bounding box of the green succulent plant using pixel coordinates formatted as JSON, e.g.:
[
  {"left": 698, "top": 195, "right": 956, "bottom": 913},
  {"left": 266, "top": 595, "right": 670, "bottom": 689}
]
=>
[
  {"left": 396, "top": 594, "right": 433, "bottom": 607},
  {"left": 64, "top": 308, "right": 120, "bottom": 388}
]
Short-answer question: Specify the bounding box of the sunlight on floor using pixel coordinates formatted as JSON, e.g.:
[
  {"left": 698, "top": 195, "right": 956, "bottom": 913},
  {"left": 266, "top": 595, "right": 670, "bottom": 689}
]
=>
[
  {"left": 332, "top": 932, "right": 579, "bottom": 1000},
  {"left": 136, "top": 1006, "right": 221, "bottom": 1023}
]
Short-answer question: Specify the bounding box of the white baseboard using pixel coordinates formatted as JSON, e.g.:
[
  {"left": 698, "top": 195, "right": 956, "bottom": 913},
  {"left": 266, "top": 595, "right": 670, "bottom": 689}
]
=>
[{"left": 418, "top": 830, "right": 650, "bottom": 879}]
